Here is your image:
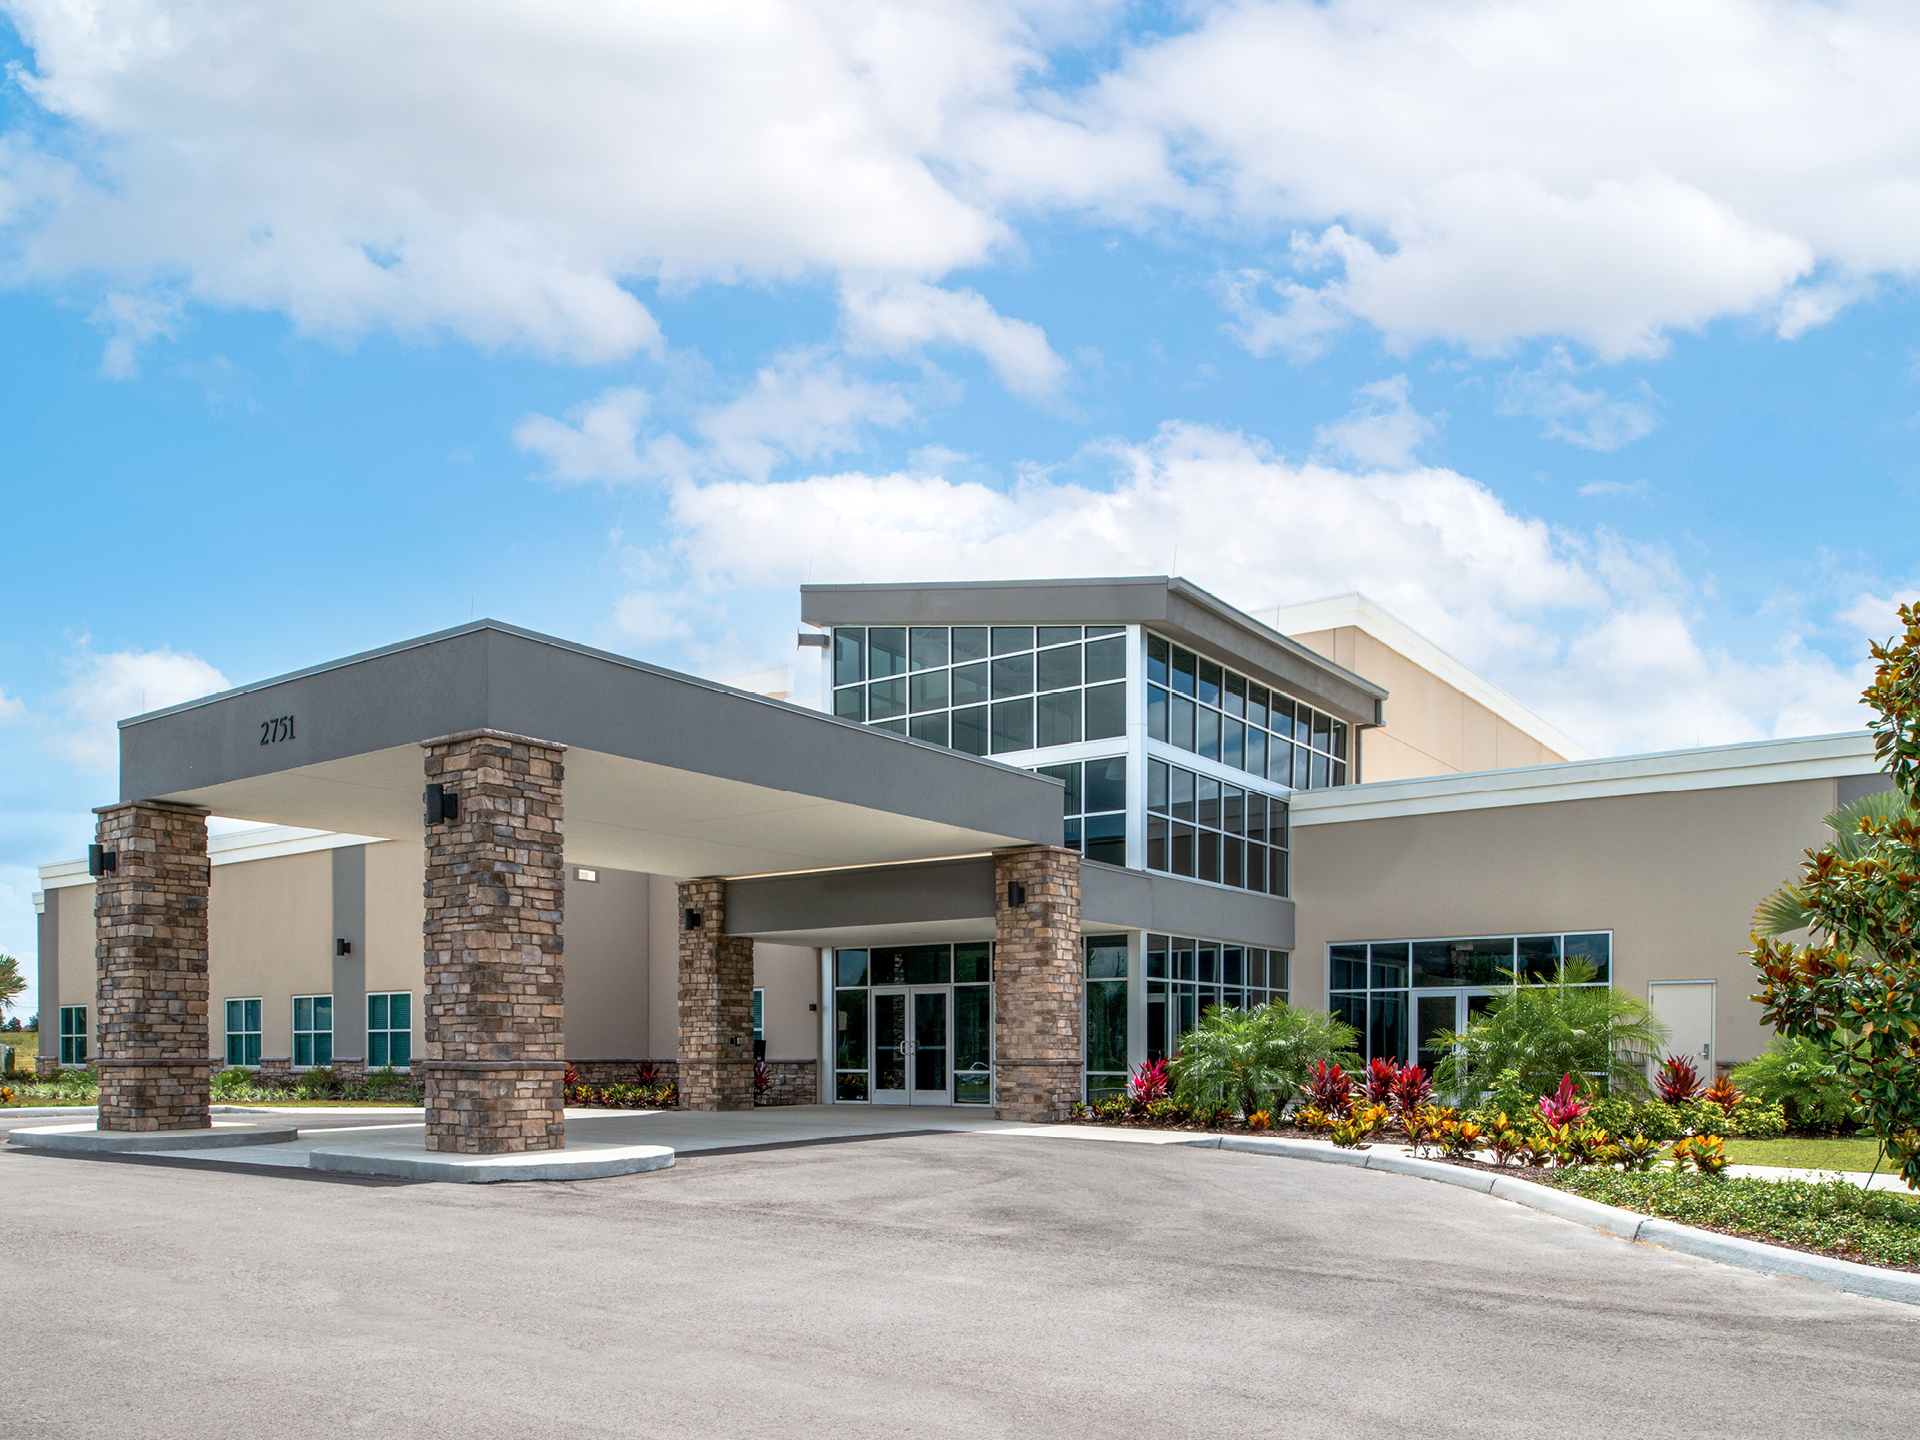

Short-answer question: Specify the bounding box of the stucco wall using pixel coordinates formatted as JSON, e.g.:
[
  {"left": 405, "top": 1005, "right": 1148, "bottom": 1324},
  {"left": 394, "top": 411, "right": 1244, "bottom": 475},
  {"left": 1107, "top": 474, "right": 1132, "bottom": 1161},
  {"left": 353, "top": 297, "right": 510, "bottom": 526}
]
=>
[
  {"left": 754, "top": 942, "right": 820, "bottom": 1062},
  {"left": 1290, "top": 625, "right": 1569, "bottom": 780},
  {"left": 563, "top": 866, "right": 653, "bottom": 1058},
  {"left": 208, "top": 849, "right": 334, "bottom": 1061},
  {"left": 56, "top": 880, "right": 96, "bottom": 1046},
  {"left": 1291, "top": 776, "right": 1837, "bottom": 1066}
]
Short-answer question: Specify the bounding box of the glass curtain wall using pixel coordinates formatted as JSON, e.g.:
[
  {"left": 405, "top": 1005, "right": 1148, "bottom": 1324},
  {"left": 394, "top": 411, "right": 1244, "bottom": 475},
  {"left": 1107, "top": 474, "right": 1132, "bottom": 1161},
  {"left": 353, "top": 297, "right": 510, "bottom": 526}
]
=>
[
  {"left": 1146, "top": 633, "right": 1350, "bottom": 789},
  {"left": 1329, "top": 933, "right": 1613, "bottom": 1068},
  {"left": 1145, "top": 934, "right": 1291, "bottom": 1063},
  {"left": 1036, "top": 757, "right": 1127, "bottom": 866},
  {"left": 833, "top": 943, "right": 994, "bottom": 1104},
  {"left": 1085, "top": 935, "right": 1130, "bottom": 1099},
  {"left": 1144, "top": 758, "right": 1288, "bottom": 894},
  {"left": 832, "top": 625, "right": 1127, "bottom": 756}
]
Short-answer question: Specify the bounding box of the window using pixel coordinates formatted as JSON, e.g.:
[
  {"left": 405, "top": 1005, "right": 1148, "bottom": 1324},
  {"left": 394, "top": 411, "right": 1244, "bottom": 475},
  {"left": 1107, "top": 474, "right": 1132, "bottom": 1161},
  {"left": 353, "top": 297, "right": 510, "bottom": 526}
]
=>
[
  {"left": 1146, "top": 632, "right": 1350, "bottom": 790},
  {"left": 367, "top": 992, "right": 412, "bottom": 1069},
  {"left": 58, "top": 1005, "right": 87, "bottom": 1065},
  {"left": 1145, "top": 935, "right": 1289, "bottom": 1064},
  {"left": 225, "top": 998, "right": 262, "bottom": 1067},
  {"left": 1328, "top": 933, "right": 1612, "bottom": 1069},
  {"left": 1085, "top": 936, "right": 1130, "bottom": 1099},
  {"left": 1145, "top": 758, "right": 1288, "bottom": 894},
  {"left": 752, "top": 987, "right": 765, "bottom": 1061},
  {"left": 293, "top": 995, "right": 333, "bottom": 1068},
  {"left": 831, "top": 944, "right": 994, "bottom": 1105},
  {"left": 832, "top": 624, "right": 1128, "bottom": 758},
  {"left": 1035, "top": 757, "right": 1127, "bottom": 865}
]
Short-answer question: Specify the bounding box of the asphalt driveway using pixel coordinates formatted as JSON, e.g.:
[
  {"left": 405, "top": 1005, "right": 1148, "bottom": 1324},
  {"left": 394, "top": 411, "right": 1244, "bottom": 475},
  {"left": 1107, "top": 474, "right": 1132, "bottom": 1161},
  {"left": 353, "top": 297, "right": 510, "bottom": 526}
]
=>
[{"left": 2, "top": 1130, "right": 1913, "bottom": 1438}]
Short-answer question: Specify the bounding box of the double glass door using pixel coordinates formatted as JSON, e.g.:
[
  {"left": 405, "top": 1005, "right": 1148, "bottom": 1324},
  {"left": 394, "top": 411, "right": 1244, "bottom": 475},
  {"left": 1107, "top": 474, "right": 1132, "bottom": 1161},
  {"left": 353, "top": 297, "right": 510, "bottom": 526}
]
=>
[{"left": 873, "top": 987, "right": 950, "bottom": 1105}]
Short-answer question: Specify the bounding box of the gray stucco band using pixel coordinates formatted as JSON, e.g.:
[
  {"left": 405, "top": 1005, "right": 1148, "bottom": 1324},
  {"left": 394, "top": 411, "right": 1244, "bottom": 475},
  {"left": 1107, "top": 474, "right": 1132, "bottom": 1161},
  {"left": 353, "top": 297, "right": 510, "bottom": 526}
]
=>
[
  {"left": 727, "top": 856, "right": 1294, "bottom": 951},
  {"left": 331, "top": 845, "right": 367, "bottom": 1064},
  {"left": 36, "top": 887, "right": 57, "bottom": 1061},
  {"left": 801, "top": 576, "right": 1386, "bottom": 727},
  {"left": 1837, "top": 773, "right": 1896, "bottom": 806}
]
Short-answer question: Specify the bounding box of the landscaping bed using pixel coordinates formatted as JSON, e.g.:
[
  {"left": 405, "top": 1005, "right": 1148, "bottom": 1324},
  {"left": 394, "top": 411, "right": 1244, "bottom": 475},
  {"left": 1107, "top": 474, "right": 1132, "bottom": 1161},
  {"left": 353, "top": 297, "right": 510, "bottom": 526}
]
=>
[{"left": 1551, "top": 1170, "right": 1920, "bottom": 1272}]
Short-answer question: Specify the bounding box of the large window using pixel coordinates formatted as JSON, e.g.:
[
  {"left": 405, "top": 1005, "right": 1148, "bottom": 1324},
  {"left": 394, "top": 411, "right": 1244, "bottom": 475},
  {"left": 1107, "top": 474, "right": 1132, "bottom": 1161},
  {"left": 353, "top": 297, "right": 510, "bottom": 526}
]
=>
[
  {"left": 225, "top": 998, "right": 262, "bottom": 1067},
  {"left": 1328, "top": 933, "right": 1613, "bottom": 1068},
  {"left": 1145, "top": 935, "right": 1290, "bottom": 1064},
  {"left": 1036, "top": 757, "right": 1127, "bottom": 866},
  {"left": 367, "top": 992, "right": 412, "bottom": 1068},
  {"left": 1085, "top": 935, "right": 1130, "bottom": 1099},
  {"left": 832, "top": 943, "right": 994, "bottom": 1105},
  {"left": 832, "top": 624, "right": 1128, "bottom": 756},
  {"left": 293, "top": 995, "right": 333, "bottom": 1068},
  {"left": 1145, "top": 758, "right": 1289, "bottom": 894},
  {"left": 1146, "top": 633, "right": 1350, "bottom": 789},
  {"left": 58, "top": 1005, "right": 87, "bottom": 1065}
]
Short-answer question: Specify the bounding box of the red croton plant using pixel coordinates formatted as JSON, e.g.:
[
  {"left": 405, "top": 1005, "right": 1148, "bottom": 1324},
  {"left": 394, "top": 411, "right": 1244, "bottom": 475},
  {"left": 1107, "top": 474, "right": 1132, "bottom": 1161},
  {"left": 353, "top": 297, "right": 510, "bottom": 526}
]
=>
[{"left": 1750, "top": 602, "right": 1920, "bottom": 1191}]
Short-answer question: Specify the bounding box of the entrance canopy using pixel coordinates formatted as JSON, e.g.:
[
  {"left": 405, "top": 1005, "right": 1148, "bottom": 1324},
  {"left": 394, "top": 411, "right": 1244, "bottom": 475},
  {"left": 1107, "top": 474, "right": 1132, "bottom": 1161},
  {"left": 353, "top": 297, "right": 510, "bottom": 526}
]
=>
[{"left": 119, "top": 621, "right": 1064, "bottom": 878}]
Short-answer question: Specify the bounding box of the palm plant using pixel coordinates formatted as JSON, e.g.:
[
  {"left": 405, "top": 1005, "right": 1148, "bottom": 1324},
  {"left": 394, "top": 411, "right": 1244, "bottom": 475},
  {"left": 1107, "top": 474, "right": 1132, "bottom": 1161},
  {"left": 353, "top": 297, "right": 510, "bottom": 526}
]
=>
[
  {"left": 0, "top": 953, "right": 24, "bottom": 1017},
  {"left": 1429, "top": 959, "right": 1668, "bottom": 1101},
  {"left": 1752, "top": 790, "right": 1918, "bottom": 937},
  {"left": 1170, "top": 1002, "right": 1359, "bottom": 1118}
]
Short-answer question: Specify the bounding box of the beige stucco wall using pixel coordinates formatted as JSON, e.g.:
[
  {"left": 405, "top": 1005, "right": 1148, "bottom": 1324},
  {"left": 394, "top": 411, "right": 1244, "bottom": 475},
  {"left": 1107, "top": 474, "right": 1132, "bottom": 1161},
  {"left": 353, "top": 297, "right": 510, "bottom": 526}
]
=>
[
  {"left": 564, "top": 866, "right": 653, "bottom": 1058},
  {"left": 1292, "top": 776, "right": 1837, "bottom": 1067},
  {"left": 1290, "top": 625, "right": 1570, "bottom": 781},
  {"left": 208, "top": 849, "right": 334, "bottom": 1061},
  {"left": 363, "top": 840, "right": 424, "bottom": 1053},
  {"left": 755, "top": 942, "right": 820, "bottom": 1062},
  {"left": 55, "top": 880, "right": 97, "bottom": 1042},
  {"left": 648, "top": 874, "right": 681, "bottom": 1058}
]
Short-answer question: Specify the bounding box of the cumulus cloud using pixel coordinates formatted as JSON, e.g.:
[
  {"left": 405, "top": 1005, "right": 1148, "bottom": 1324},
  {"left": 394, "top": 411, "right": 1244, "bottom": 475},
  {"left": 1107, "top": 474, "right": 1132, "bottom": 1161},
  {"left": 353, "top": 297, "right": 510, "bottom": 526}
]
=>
[
  {"left": 841, "top": 281, "right": 1067, "bottom": 398},
  {"left": 1313, "top": 375, "right": 1436, "bottom": 468},
  {"left": 513, "top": 388, "right": 651, "bottom": 483},
  {"left": 632, "top": 424, "right": 1887, "bottom": 753},
  {"left": 51, "top": 645, "right": 230, "bottom": 772}
]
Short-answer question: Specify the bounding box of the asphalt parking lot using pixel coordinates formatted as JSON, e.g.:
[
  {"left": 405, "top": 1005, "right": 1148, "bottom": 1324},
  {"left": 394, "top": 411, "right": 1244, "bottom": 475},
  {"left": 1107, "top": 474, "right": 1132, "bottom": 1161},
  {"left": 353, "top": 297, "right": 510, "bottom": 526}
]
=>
[{"left": 2, "top": 1129, "right": 1915, "bottom": 1438}]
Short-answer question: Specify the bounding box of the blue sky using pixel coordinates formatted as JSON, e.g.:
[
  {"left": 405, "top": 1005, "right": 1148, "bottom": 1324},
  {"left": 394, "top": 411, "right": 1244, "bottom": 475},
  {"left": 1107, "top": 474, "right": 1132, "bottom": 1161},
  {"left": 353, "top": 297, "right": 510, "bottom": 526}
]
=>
[{"left": 3, "top": 0, "right": 1918, "bottom": 1013}]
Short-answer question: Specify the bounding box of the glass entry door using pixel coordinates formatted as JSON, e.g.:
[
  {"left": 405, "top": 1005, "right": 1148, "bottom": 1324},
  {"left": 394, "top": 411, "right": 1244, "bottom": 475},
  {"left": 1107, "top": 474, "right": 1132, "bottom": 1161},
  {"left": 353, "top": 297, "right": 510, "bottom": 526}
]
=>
[{"left": 871, "top": 988, "right": 950, "bottom": 1105}]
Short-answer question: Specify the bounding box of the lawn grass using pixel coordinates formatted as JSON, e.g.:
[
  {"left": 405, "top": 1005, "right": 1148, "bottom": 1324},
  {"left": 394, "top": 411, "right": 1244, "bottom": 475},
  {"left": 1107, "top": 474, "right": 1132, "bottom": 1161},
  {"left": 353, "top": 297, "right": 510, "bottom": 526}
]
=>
[
  {"left": 1553, "top": 1170, "right": 1920, "bottom": 1270},
  {"left": 1720, "top": 1136, "right": 1887, "bottom": 1172}
]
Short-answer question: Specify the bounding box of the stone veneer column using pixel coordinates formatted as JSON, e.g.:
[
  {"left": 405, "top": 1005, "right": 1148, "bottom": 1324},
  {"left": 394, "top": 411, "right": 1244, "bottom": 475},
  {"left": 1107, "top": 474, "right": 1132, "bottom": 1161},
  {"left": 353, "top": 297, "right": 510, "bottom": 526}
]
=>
[
  {"left": 421, "top": 730, "right": 567, "bottom": 1154},
  {"left": 677, "top": 879, "right": 755, "bottom": 1111},
  {"left": 93, "top": 800, "right": 213, "bottom": 1132},
  {"left": 993, "top": 845, "right": 1083, "bottom": 1122}
]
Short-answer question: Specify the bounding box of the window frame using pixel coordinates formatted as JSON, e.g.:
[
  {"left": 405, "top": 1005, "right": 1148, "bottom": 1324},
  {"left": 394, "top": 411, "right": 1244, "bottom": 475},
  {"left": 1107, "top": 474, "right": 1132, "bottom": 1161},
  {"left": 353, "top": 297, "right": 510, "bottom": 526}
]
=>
[
  {"left": 366, "top": 990, "right": 413, "bottom": 1070},
  {"left": 58, "top": 1004, "right": 88, "bottom": 1065},
  {"left": 292, "top": 994, "right": 333, "bottom": 1069},
  {"left": 225, "top": 997, "right": 263, "bottom": 1068}
]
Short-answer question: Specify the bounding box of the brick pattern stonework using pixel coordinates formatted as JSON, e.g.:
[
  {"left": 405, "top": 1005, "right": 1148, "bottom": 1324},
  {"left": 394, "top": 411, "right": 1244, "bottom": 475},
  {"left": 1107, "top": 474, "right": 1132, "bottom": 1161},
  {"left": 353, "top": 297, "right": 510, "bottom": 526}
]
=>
[
  {"left": 756, "top": 1059, "right": 817, "bottom": 1106},
  {"left": 993, "top": 845, "right": 1083, "bottom": 1122},
  {"left": 567, "top": 1058, "right": 679, "bottom": 1087},
  {"left": 421, "top": 731, "right": 568, "bottom": 1154},
  {"left": 677, "top": 879, "right": 755, "bottom": 1111},
  {"left": 36, "top": 1056, "right": 61, "bottom": 1077},
  {"left": 93, "top": 800, "right": 213, "bottom": 1132}
]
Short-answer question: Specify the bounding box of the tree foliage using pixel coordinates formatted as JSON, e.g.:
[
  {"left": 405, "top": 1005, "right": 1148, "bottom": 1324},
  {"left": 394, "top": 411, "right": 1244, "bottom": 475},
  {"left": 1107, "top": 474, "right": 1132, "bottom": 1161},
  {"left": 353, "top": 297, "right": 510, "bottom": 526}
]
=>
[
  {"left": 1751, "top": 602, "right": 1920, "bottom": 1190},
  {"left": 1429, "top": 959, "right": 1669, "bottom": 1102},
  {"left": 1170, "top": 1002, "right": 1359, "bottom": 1118},
  {"left": 1730, "top": 1036, "right": 1858, "bottom": 1132},
  {"left": 0, "top": 953, "right": 24, "bottom": 1015}
]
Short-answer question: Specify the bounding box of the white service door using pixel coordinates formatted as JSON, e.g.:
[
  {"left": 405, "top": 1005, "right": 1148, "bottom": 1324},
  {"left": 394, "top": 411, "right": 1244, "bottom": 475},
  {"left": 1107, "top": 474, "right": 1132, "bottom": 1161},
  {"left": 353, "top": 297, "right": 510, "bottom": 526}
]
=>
[{"left": 1650, "top": 981, "right": 1716, "bottom": 1069}]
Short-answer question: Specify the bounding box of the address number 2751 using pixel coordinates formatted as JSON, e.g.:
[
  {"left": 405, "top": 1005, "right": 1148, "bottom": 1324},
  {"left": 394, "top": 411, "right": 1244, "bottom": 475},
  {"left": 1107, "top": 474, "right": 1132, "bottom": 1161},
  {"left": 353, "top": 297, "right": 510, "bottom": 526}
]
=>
[{"left": 260, "top": 715, "right": 296, "bottom": 745}]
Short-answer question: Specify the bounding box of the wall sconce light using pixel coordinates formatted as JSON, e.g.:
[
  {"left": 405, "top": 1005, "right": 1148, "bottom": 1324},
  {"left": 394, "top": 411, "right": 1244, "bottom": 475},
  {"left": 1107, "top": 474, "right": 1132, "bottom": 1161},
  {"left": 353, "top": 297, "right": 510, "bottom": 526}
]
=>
[
  {"left": 87, "top": 845, "right": 117, "bottom": 877},
  {"left": 575, "top": 867, "right": 598, "bottom": 882},
  {"left": 425, "top": 784, "right": 459, "bottom": 824},
  {"left": 336, "top": 938, "right": 352, "bottom": 956},
  {"left": 1006, "top": 880, "right": 1026, "bottom": 908},
  {"left": 684, "top": 908, "right": 703, "bottom": 931}
]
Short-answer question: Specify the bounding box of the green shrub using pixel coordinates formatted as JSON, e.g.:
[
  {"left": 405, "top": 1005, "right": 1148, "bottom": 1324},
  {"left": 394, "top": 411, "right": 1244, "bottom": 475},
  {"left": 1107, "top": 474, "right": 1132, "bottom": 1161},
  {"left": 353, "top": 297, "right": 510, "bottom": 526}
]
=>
[
  {"left": 1731, "top": 1037, "right": 1859, "bottom": 1133},
  {"left": 1726, "top": 1097, "right": 1788, "bottom": 1139},
  {"left": 1171, "top": 1001, "right": 1358, "bottom": 1117},
  {"left": 1430, "top": 959, "right": 1668, "bottom": 1101},
  {"left": 210, "top": 1066, "right": 255, "bottom": 1100}
]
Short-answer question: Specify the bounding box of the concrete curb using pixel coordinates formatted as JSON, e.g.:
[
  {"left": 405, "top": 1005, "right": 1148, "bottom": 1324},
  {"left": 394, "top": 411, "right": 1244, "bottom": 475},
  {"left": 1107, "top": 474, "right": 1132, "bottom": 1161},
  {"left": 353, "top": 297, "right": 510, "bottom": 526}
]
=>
[
  {"left": 307, "top": 1142, "right": 676, "bottom": 1183},
  {"left": 7, "top": 1122, "right": 300, "bottom": 1152},
  {"left": 1193, "top": 1133, "right": 1920, "bottom": 1308}
]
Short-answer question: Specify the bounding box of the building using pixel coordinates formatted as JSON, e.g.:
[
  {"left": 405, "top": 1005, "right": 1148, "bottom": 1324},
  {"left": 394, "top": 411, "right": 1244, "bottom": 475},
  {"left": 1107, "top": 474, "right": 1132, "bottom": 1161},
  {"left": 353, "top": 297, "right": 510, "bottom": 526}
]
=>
[{"left": 31, "top": 576, "right": 1890, "bottom": 1152}]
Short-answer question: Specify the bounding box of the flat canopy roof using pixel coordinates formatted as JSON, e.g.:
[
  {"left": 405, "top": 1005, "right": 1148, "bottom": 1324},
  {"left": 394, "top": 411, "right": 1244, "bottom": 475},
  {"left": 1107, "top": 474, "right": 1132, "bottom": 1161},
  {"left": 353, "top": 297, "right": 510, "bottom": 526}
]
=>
[
  {"left": 119, "top": 621, "right": 1064, "bottom": 878},
  {"left": 800, "top": 575, "right": 1387, "bottom": 727}
]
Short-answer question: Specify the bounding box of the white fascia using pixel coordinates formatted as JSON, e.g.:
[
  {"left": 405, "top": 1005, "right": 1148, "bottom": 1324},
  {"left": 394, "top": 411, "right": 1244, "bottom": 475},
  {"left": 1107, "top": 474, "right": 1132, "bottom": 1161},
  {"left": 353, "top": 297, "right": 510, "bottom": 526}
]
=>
[
  {"left": 38, "top": 825, "right": 388, "bottom": 890},
  {"left": 1291, "top": 731, "right": 1877, "bottom": 826},
  {"left": 1254, "top": 592, "right": 1592, "bottom": 761}
]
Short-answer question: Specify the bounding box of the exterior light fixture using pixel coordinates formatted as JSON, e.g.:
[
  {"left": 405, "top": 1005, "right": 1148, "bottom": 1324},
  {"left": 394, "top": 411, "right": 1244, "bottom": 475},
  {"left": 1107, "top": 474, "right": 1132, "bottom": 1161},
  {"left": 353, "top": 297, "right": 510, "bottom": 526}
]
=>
[
  {"left": 575, "top": 868, "right": 598, "bottom": 882},
  {"left": 1006, "top": 880, "right": 1026, "bottom": 908},
  {"left": 336, "top": 939, "right": 352, "bottom": 956},
  {"left": 424, "top": 784, "right": 459, "bottom": 824},
  {"left": 87, "top": 845, "right": 117, "bottom": 877}
]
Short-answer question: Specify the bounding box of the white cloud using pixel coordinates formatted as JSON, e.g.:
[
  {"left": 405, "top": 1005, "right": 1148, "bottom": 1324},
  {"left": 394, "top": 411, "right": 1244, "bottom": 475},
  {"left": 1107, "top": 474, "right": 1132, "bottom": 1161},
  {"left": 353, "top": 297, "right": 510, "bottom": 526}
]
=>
[
  {"left": 1497, "top": 350, "right": 1661, "bottom": 451},
  {"left": 1314, "top": 375, "right": 1435, "bottom": 468},
  {"left": 89, "top": 292, "right": 181, "bottom": 379},
  {"left": 1839, "top": 588, "right": 1920, "bottom": 640},
  {"left": 644, "top": 424, "right": 1884, "bottom": 754},
  {"left": 51, "top": 645, "right": 230, "bottom": 772},
  {"left": 0, "top": 688, "right": 23, "bottom": 724},
  {"left": 513, "top": 388, "right": 651, "bottom": 483},
  {"left": 841, "top": 281, "right": 1067, "bottom": 398},
  {"left": 1578, "top": 479, "right": 1651, "bottom": 500}
]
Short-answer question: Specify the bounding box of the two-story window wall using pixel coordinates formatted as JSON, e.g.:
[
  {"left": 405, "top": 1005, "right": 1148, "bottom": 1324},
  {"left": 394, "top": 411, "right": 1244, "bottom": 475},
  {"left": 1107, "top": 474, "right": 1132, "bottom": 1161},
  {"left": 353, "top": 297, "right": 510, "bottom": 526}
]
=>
[
  {"left": 1146, "top": 633, "right": 1350, "bottom": 790},
  {"left": 1144, "top": 758, "right": 1289, "bottom": 894}
]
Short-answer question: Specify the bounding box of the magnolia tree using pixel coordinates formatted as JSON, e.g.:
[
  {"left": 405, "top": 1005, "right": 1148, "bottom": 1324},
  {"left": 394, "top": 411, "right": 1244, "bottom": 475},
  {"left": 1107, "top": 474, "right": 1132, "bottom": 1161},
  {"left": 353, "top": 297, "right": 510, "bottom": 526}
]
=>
[{"left": 1751, "top": 603, "right": 1920, "bottom": 1190}]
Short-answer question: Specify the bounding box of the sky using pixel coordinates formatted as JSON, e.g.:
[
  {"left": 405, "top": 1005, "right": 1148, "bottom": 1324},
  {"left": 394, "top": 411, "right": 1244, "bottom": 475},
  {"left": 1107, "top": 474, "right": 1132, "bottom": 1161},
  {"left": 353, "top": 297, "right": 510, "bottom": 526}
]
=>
[{"left": 2, "top": 0, "right": 1918, "bottom": 1017}]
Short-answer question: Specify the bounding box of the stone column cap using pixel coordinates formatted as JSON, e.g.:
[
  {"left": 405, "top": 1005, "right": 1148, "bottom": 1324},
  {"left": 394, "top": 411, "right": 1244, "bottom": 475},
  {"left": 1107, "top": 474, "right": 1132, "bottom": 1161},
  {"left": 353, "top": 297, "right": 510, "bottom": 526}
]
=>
[
  {"left": 419, "top": 727, "right": 568, "bottom": 751},
  {"left": 92, "top": 799, "right": 213, "bottom": 816}
]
